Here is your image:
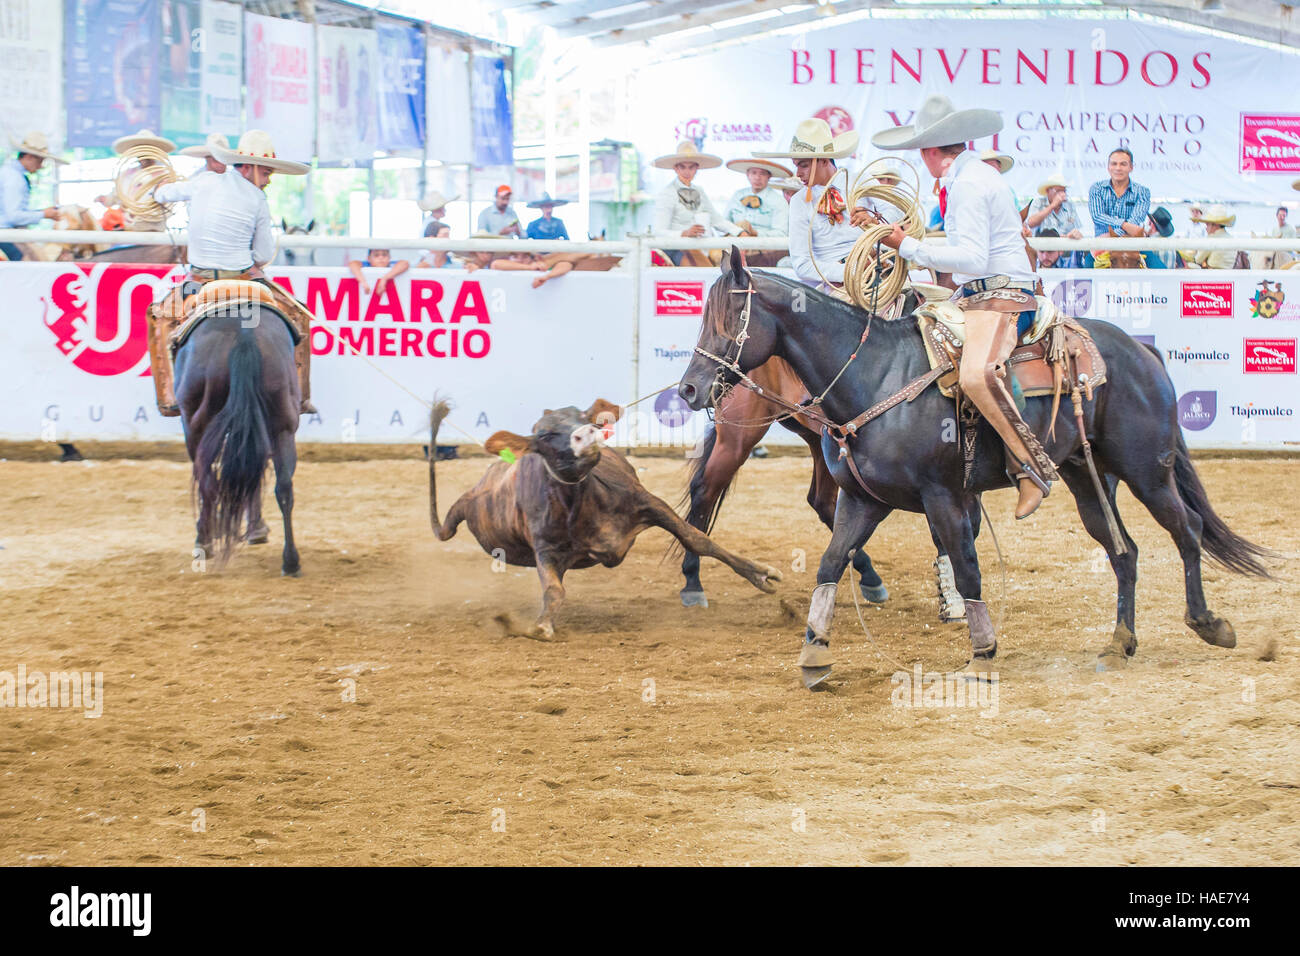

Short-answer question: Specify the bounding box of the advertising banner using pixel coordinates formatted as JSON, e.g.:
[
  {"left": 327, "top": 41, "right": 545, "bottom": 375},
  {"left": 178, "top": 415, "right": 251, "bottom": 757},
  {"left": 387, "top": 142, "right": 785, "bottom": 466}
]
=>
[
  {"left": 316, "top": 24, "right": 379, "bottom": 164},
  {"left": 8, "top": 263, "right": 632, "bottom": 446},
  {"left": 244, "top": 12, "right": 314, "bottom": 163},
  {"left": 160, "top": 0, "right": 201, "bottom": 146},
  {"left": 427, "top": 45, "right": 472, "bottom": 165},
  {"left": 375, "top": 22, "right": 425, "bottom": 152},
  {"left": 198, "top": 0, "right": 242, "bottom": 141},
  {"left": 0, "top": 0, "right": 64, "bottom": 151},
  {"left": 64, "top": 0, "right": 162, "bottom": 147},
  {"left": 471, "top": 55, "right": 512, "bottom": 167},
  {"left": 632, "top": 16, "right": 1300, "bottom": 205}
]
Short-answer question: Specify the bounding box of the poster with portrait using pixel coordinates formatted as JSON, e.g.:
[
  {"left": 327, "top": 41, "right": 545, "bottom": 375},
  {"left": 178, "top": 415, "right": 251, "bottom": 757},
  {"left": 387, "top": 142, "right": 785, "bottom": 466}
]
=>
[
  {"left": 375, "top": 22, "right": 424, "bottom": 151},
  {"left": 316, "top": 24, "right": 379, "bottom": 164},
  {"left": 244, "top": 11, "right": 314, "bottom": 163},
  {"left": 64, "top": 0, "right": 162, "bottom": 147}
]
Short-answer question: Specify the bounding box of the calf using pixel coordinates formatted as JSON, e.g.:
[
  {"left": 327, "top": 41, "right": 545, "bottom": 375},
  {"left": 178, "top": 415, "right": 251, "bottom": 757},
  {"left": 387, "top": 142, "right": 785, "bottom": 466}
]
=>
[{"left": 430, "top": 399, "right": 780, "bottom": 638}]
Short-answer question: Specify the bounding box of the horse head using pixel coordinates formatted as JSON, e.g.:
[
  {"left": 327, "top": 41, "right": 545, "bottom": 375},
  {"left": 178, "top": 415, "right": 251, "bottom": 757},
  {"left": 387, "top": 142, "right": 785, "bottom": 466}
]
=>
[{"left": 678, "top": 246, "right": 778, "bottom": 411}]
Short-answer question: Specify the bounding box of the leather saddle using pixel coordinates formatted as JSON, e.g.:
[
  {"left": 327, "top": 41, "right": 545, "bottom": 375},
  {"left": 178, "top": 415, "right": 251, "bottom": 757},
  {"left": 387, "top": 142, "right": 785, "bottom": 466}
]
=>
[
  {"left": 916, "top": 296, "right": 1107, "bottom": 401},
  {"left": 169, "top": 279, "right": 303, "bottom": 353}
]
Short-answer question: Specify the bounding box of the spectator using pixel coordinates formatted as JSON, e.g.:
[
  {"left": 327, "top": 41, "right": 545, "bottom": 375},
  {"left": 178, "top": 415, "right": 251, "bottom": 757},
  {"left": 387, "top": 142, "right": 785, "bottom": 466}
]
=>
[
  {"left": 0, "top": 131, "right": 65, "bottom": 260},
  {"left": 1141, "top": 206, "right": 1181, "bottom": 269},
  {"left": 524, "top": 193, "right": 571, "bottom": 240},
  {"left": 417, "top": 223, "right": 455, "bottom": 269},
  {"left": 1034, "top": 228, "right": 1069, "bottom": 269},
  {"left": 96, "top": 129, "right": 177, "bottom": 232},
  {"left": 178, "top": 133, "right": 229, "bottom": 180},
  {"left": 978, "top": 149, "right": 1014, "bottom": 174},
  {"left": 723, "top": 158, "right": 791, "bottom": 237},
  {"left": 1269, "top": 206, "right": 1295, "bottom": 239},
  {"left": 490, "top": 251, "right": 575, "bottom": 289},
  {"left": 1185, "top": 204, "right": 1208, "bottom": 240},
  {"left": 1088, "top": 147, "right": 1150, "bottom": 237},
  {"left": 349, "top": 248, "right": 410, "bottom": 296},
  {"left": 652, "top": 141, "right": 741, "bottom": 266},
  {"left": 420, "top": 190, "right": 457, "bottom": 237},
  {"left": 770, "top": 176, "right": 803, "bottom": 203},
  {"left": 476, "top": 184, "right": 521, "bottom": 237},
  {"left": 1025, "top": 174, "right": 1085, "bottom": 240},
  {"left": 1189, "top": 205, "right": 1238, "bottom": 270}
]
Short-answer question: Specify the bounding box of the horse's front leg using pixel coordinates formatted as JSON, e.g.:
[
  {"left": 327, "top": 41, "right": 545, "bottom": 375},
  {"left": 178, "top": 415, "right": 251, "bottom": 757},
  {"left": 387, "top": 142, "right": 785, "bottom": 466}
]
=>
[
  {"left": 271, "top": 430, "right": 300, "bottom": 577},
  {"left": 801, "top": 491, "right": 891, "bottom": 689},
  {"left": 922, "top": 489, "right": 993, "bottom": 673}
]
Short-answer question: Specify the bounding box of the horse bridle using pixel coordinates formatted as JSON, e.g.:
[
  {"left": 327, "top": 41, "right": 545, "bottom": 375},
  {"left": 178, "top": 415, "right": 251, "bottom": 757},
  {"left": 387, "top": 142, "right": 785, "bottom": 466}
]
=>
[{"left": 692, "top": 284, "right": 756, "bottom": 409}]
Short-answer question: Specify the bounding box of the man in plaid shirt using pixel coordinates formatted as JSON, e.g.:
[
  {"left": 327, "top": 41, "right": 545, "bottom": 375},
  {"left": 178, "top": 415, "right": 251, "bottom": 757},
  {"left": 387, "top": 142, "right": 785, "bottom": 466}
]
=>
[{"left": 1088, "top": 148, "right": 1150, "bottom": 237}]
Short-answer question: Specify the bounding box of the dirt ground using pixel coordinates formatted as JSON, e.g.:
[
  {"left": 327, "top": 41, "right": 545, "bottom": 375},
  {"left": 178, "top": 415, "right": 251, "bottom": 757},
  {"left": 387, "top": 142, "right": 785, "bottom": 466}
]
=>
[{"left": 0, "top": 451, "right": 1297, "bottom": 866}]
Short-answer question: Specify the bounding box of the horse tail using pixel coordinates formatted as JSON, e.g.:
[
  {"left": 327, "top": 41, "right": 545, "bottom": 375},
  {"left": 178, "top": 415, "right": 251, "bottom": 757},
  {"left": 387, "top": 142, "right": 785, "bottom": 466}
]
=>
[
  {"left": 676, "top": 424, "right": 734, "bottom": 535},
  {"left": 1171, "top": 429, "right": 1273, "bottom": 578},
  {"left": 194, "top": 332, "right": 271, "bottom": 561},
  {"left": 429, "top": 398, "right": 452, "bottom": 537}
]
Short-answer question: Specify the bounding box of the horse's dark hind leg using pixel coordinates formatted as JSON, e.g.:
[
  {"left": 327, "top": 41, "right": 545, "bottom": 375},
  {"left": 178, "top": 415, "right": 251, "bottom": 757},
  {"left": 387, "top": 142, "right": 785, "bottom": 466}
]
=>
[
  {"left": 1124, "top": 467, "right": 1236, "bottom": 650},
  {"left": 272, "top": 431, "right": 300, "bottom": 576},
  {"left": 922, "top": 489, "right": 990, "bottom": 670},
  {"left": 246, "top": 496, "right": 270, "bottom": 545},
  {"left": 1057, "top": 462, "right": 1140, "bottom": 668}
]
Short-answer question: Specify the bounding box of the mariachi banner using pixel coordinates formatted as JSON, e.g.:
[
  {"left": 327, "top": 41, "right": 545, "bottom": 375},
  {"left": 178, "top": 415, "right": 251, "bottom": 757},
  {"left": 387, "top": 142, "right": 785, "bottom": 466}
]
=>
[
  {"left": 0, "top": 0, "right": 64, "bottom": 151},
  {"left": 375, "top": 22, "right": 425, "bottom": 152},
  {"left": 64, "top": 0, "right": 162, "bottom": 147},
  {"left": 198, "top": 0, "right": 242, "bottom": 141},
  {"left": 7, "top": 263, "right": 632, "bottom": 445},
  {"left": 471, "top": 55, "right": 513, "bottom": 167},
  {"left": 427, "top": 45, "right": 472, "bottom": 165},
  {"left": 159, "top": 0, "right": 201, "bottom": 146},
  {"left": 632, "top": 16, "right": 1300, "bottom": 205},
  {"left": 244, "top": 12, "right": 314, "bottom": 163},
  {"left": 316, "top": 24, "right": 379, "bottom": 164}
]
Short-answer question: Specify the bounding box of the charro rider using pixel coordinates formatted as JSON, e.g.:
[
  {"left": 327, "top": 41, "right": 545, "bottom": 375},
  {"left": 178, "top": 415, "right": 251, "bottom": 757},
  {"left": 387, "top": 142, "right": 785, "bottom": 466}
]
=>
[
  {"left": 874, "top": 95, "right": 1056, "bottom": 520},
  {"left": 147, "top": 129, "right": 317, "bottom": 416},
  {"left": 177, "top": 133, "right": 229, "bottom": 183},
  {"left": 755, "top": 117, "right": 888, "bottom": 291},
  {"left": 97, "top": 129, "right": 177, "bottom": 232}
]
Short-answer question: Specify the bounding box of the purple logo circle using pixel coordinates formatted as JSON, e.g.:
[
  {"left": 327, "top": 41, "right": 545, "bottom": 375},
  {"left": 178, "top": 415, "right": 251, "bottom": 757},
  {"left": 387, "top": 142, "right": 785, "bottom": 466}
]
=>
[{"left": 654, "top": 388, "right": 693, "bottom": 428}]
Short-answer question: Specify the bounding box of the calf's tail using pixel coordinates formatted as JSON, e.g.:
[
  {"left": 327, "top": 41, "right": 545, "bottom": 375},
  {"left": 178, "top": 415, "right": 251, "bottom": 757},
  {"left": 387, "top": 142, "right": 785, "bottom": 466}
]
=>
[{"left": 429, "top": 399, "right": 452, "bottom": 538}]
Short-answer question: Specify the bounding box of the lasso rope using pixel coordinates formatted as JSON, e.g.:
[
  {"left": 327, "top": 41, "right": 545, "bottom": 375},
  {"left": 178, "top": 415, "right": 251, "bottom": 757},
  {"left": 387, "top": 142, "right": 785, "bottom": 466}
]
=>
[
  {"left": 113, "top": 144, "right": 181, "bottom": 223},
  {"left": 840, "top": 159, "right": 927, "bottom": 311}
]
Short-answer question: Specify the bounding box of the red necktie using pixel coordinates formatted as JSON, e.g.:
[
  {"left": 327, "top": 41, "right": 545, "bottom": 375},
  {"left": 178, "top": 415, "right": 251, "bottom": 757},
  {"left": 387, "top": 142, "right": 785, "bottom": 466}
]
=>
[{"left": 938, "top": 186, "right": 948, "bottom": 219}]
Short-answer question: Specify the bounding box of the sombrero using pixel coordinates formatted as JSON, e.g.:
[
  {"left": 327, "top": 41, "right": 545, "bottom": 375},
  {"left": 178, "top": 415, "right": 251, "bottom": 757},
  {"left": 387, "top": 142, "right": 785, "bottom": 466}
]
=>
[
  {"left": 1197, "top": 204, "right": 1236, "bottom": 227},
  {"left": 756, "top": 118, "right": 858, "bottom": 161},
  {"left": 725, "top": 158, "right": 793, "bottom": 177},
  {"left": 112, "top": 129, "right": 177, "bottom": 154},
  {"left": 979, "top": 149, "right": 1014, "bottom": 174},
  {"left": 178, "top": 133, "right": 229, "bottom": 159},
  {"left": 653, "top": 141, "right": 722, "bottom": 170},
  {"left": 1292, "top": 179, "right": 1300, "bottom": 191},
  {"left": 1147, "top": 206, "right": 1175, "bottom": 238},
  {"left": 11, "top": 131, "right": 67, "bottom": 164},
  {"left": 871, "top": 95, "right": 1002, "bottom": 150},
  {"left": 211, "top": 130, "right": 310, "bottom": 175},
  {"left": 1037, "top": 173, "right": 1068, "bottom": 196},
  {"left": 418, "top": 189, "right": 459, "bottom": 211},
  {"left": 526, "top": 192, "right": 571, "bottom": 209},
  {"left": 770, "top": 176, "right": 804, "bottom": 193}
]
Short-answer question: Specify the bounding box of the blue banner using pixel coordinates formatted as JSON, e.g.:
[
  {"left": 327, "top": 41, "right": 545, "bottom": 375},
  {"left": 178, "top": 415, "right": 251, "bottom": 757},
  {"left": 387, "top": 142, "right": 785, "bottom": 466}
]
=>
[
  {"left": 472, "top": 56, "right": 512, "bottom": 167},
  {"left": 65, "top": 0, "right": 163, "bottom": 147},
  {"left": 375, "top": 23, "right": 424, "bottom": 151}
]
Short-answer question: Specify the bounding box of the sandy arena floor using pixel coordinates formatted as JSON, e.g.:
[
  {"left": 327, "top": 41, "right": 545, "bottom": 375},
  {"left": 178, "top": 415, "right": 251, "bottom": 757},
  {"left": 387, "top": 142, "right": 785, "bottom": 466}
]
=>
[{"left": 0, "top": 451, "right": 1296, "bottom": 865}]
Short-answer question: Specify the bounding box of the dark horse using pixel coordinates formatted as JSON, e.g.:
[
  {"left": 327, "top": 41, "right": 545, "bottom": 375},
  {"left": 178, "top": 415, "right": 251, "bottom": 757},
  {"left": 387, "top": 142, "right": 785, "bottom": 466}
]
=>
[
  {"left": 679, "top": 251, "right": 1272, "bottom": 688},
  {"left": 679, "top": 357, "right": 889, "bottom": 608},
  {"left": 174, "top": 303, "right": 301, "bottom": 576}
]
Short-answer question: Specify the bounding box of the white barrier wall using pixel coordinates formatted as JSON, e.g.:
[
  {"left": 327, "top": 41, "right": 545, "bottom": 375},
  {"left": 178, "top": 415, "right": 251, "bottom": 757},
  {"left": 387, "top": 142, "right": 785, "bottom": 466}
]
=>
[{"left": 5, "top": 261, "right": 1297, "bottom": 448}]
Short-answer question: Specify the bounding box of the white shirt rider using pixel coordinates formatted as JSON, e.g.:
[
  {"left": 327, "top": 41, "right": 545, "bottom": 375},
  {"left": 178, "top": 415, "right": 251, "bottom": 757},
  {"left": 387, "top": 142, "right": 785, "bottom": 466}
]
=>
[{"left": 154, "top": 166, "right": 275, "bottom": 271}]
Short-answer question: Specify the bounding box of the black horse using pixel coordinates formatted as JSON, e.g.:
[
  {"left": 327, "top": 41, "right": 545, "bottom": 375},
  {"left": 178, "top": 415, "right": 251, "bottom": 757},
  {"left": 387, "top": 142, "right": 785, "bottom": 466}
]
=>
[
  {"left": 678, "top": 251, "right": 1271, "bottom": 688},
  {"left": 174, "top": 302, "right": 302, "bottom": 576}
]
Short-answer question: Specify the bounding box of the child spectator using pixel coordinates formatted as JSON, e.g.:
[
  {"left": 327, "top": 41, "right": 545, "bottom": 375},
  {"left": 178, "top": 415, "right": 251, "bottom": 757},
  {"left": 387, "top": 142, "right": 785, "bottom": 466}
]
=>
[{"left": 349, "top": 248, "right": 410, "bottom": 296}]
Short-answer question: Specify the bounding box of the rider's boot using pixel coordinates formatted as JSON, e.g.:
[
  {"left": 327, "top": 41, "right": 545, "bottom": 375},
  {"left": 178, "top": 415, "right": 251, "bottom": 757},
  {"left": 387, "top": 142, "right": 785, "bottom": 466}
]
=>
[{"left": 146, "top": 299, "right": 182, "bottom": 417}]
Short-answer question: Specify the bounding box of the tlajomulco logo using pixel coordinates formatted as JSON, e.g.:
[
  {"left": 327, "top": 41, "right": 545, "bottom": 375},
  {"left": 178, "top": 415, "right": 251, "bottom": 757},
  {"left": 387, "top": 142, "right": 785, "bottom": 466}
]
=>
[
  {"left": 1180, "top": 281, "right": 1233, "bottom": 318},
  {"left": 655, "top": 282, "right": 705, "bottom": 316},
  {"left": 1165, "top": 346, "right": 1230, "bottom": 364},
  {"left": 1177, "top": 390, "right": 1217, "bottom": 430},
  {"left": 1242, "top": 337, "right": 1297, "bottom": 374}
]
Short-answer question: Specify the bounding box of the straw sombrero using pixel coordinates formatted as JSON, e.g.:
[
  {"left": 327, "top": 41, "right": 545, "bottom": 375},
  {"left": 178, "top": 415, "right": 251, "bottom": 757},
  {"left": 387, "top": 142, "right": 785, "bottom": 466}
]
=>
[
  {"left": 978, "top": 149, "right": 1014, "bottom": 174},
  {"left": 1292, "top": 179, "right": 1300, "bottom": 191},
  {"left": 1197, "top": 204, "right": 1236, "bottom": 227},
  {"left": 526, "top": 192, "right": 571, "bottom": 209},
  {"left": 770, "top": 176, "right": 804, "bottom": 193},
  {"left": 11, "top": 131, "right": 67, "bottom": 164},
  {"left": 112, "top": 129, "right": 177, "bottom": 154},
  {"left": 418, "top": 190, "right": 459, "bottom": 211},
  {"left": 653, "top": 141, "right": 722, "bottom": 170},
  {"left": 871, "top": 95, "right": 1002, "bottom": 151},
  {"left": 211, "top": 130, "right": 310, "bottom": 175},
  {"left": 725, "top": 158, "right": 792, "bottom": 178},
  {"left": 178, "top": 133, "right": 229, "bottom": 159},
  {"left": 1037, "top": 173, "right": 1068, "bottom": 196},
  {"left": 756, "top": 118, "right": 859, "bottom": 161}
]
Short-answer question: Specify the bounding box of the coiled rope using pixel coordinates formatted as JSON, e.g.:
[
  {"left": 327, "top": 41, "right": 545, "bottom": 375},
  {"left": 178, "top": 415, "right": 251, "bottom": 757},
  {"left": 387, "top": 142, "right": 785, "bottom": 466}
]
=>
[
  {"left": 113, "top": 144, "right": 181, "bottom": 223},
  {"left": 840, "top": 158, "right": 927, "bottom": 311}
]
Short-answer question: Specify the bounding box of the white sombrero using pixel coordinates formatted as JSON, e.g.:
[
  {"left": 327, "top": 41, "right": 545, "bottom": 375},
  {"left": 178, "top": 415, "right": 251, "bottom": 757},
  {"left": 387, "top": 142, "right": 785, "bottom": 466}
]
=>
[
  {"left": 418, "top": 189, "right": 459, "bottom": 211},
  {"left": 1197, "top": 204, "right": 1236, "bottom": 227},
  {"left": 11, "top": 130, "right": 66, "bottom": 164},
  {"left": 178, "top": 133, "right": 230, "bottom": 159},
  {"left": 725, "top": 158, "right": 793, "bottom": 177},
  {"left": 1037, "top": 173, "right": 1068, "bottom": 196},
  {"left": 212, "top": 130, "right": 309, "bottom": 175},
  {"left": 112, "top": 129, "right": 177, "bottom": 154},
  {"left": 653, "top": 141, "right": 722, "bottom": 170},
  {"left": 756, "top": 118, "right": 859, "bottom": 161},
  {"left": 770, "top": 176, "right": 805, "bottom": 193},
  {"left": 871, "top": 95, "right": 1003, "bottom": 151},
  {"left": 979, "top": 149, "right": 1014, "bottom": 174}
]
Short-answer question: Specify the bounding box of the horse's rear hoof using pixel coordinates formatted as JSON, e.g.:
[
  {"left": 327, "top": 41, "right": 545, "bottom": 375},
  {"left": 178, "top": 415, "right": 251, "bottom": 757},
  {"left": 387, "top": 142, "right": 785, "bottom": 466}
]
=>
[
  {"left": 860, "top": 581, "right": 889, "bottom": 603},
  {"left": 801, "top": 665, "right": 832, "bottom": 690},
  {"left": 1186, "top": 612, "right": 1236, "bottom": 648},
  {"left": 248, "top": 528, "right": 269, "bottom": 545},
  {"left": 282, "top": 567, "right": 301, "bottom": 578},
  {"left": 680, "top": 589, "right": 708, "bottom": 608}
]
